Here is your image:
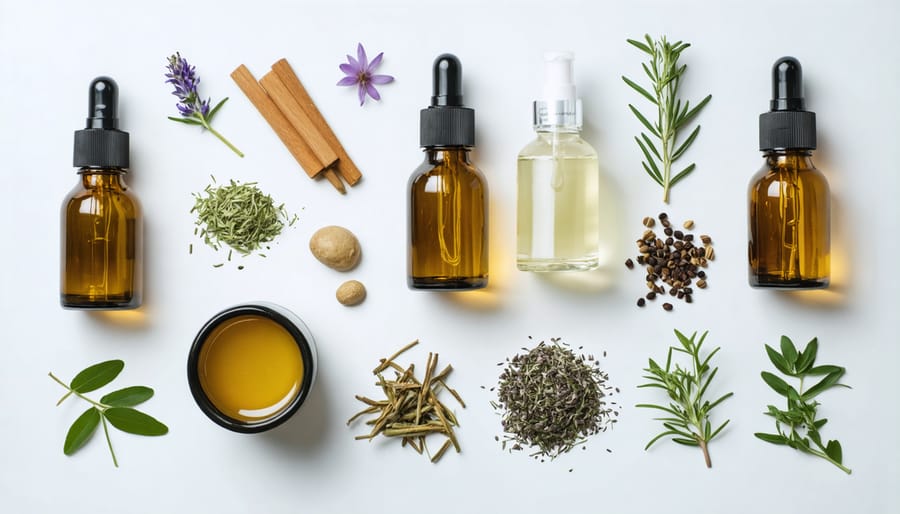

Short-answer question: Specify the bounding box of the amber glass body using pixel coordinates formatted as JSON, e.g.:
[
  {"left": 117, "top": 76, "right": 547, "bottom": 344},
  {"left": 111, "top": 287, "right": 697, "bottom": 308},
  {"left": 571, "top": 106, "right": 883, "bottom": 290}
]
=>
[
  {"left": 408, "top": 147, "right": 488, "bottom": 290},
  {"left": 61, "top": 168, "right": 143, "bottom": 309},
  {"left": 748, "top": 150, "right": 829, "bottom": 289}
]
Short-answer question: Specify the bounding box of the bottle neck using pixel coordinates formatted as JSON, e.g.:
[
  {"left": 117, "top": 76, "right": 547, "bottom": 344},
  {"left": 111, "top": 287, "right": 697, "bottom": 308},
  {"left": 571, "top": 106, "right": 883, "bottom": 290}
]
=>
[
  {"left": 536, "top": 127, "right": 581, "bottom": 137},
  {"left": 77, "top": 167, "right": 128, "bottom": 189},
  {"left": 762, "top": 149, "right": 814, "bottom": 168},
  {"left": 423, "top": 146, "right": 471, "bottom": 164}
]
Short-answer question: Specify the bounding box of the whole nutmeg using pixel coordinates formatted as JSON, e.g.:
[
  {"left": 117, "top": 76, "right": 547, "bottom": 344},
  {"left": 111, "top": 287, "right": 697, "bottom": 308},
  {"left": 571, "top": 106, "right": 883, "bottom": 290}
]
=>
[
  {"left": 309, "top": 226, "right": 361, "bottom": 271},
  {"left": 336, "top": 280, "right": 366, "bottom": 306}
]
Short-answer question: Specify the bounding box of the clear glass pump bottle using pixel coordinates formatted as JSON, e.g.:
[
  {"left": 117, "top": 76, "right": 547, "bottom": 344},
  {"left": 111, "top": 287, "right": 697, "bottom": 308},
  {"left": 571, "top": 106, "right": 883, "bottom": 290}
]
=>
[
  {"left": 748, "top": 57, "right": 829, "bottom": 289},
  {"left": 517, "top": 52, "right": 600, "bottom": 271},
  {"left": 408, "top": 54, "right": 488, "bottom": 290},
  {"left": 61, "top": 77, "right": 143, "bottom": 309}
]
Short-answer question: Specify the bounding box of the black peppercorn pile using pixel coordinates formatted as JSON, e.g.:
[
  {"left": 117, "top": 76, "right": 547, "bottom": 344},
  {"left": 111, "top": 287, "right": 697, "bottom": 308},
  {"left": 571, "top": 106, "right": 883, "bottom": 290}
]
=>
[
  {"left": 493, "top": 338, "right": 617, "bottom": 460},
  {"left": 625, "top": 213, "right": 714, "bottom": 311}
]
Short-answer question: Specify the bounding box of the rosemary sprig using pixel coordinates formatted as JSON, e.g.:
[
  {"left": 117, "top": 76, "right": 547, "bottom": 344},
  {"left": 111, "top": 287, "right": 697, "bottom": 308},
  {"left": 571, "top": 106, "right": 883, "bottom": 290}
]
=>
[
  {"left": 623, "top": 34, "right": 711, "bottom": 203},
  {"left": 755, "top": 336, "right": 851, "bottom": 474},
  {"left": 637, "top": 330, "right": 732, "bottom": 468}
]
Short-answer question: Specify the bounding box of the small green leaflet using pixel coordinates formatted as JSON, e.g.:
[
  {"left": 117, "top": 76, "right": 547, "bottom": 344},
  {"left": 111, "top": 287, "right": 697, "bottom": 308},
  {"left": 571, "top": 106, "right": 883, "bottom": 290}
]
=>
[
  {"left": 70, "top": 360, "right": 124, "bottom": 393},
  {"left": 101, "top": 386, "right": 154, "bottom": 407},
  {"left": 49, "top": 360, "right": 169, "bottom": 468},
  {"left": 105, "top": 408, "right": 168, "bottom": 436},
  {"left": 64, "top": 407, "right": 101, "bottom": 455}
]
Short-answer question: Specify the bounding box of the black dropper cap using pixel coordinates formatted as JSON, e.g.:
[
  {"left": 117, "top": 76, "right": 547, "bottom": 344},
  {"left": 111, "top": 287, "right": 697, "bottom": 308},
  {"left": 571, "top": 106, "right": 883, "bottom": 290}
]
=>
[
  {"left": 74, "top": 77, "right": 130, "bottom": 168},
  {"left": 419, "top": 54, "right": 475, "bottom": 148},
  {"left": 759, "top": 57, "right": 816, "bottom": 151}
]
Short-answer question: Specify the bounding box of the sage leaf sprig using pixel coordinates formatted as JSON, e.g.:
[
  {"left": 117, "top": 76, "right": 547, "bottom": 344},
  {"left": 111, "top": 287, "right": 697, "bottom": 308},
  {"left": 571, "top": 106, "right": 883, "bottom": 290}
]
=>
[
  {"left": 637, "top": 330, "right": 732, "bottom": 468},
  {"left": 623, "top": 35, "right": 711, "bottom": 203},
  {"left": 49, "top": 360, "right": 168, "bottom": 467},
  {"left": 755, "top": 336, "right": 851, "bottom": 474}
]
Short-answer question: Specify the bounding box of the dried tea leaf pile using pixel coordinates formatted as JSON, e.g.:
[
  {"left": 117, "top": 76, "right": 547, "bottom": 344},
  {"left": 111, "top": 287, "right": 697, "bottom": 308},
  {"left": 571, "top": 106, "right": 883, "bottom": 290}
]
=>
[
  {"left": 348, "top": 341, "right": 465, "bottom": 463},
  {"left": 191, "top": 178, "right": 297, "bottom": 265},
  {"left": 494, "top": 338, "right": 617, "bottom": 460}
]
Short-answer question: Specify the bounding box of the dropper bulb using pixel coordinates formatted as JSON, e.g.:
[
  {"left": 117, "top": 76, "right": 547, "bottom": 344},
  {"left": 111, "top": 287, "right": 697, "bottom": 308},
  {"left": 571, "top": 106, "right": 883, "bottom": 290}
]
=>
[
  {"left": 431, "top": 54, "right": 463, "bottom": 107},
  {"left": 87, "top": 77, "right": 119, "bottom": 129},
  {"left": 771, "top": 57, "right": 804, "bottom": 111}
]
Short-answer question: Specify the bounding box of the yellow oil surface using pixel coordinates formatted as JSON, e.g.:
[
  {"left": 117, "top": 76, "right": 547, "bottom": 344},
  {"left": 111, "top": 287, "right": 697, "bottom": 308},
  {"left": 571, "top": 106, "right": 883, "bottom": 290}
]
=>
[{"left": 198, "top": 315, "right": 304, "bottom": 422}]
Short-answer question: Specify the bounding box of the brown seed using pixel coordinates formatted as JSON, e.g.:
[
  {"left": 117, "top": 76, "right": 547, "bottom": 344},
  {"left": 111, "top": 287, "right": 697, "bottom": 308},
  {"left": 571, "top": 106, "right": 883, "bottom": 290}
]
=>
[
  {"left": 646, "top": 291, "right": 657, "bottom": 300},
  {"left": 683, "top": 219, "right": 694, "bottom": 229},
  {"left": 658, "top": 212, "right": 668, "bottom": 220},
  {"left": 637, "top": 298, "right": 646, "bottom": 307},
  {"left": 673, "top": 230, "right": 684, "bottom": 240},
  {"left": 662, "top": 303, "right": 673, "bottom": 311},
  {"left": 685, "top": 294, "right": 693, "bottom": 304},
  {"left": 642, "top": 216, "right": 655, "bottom": 228},
  {"left": 661, "top": 219, "right": 671, "bottom": 228},
  {"left": 639, "top": 245, "right": 650, "bottom": 254},
  {"left": 701, "top": 235, "right": 712, "bottom": 245},
  {"left": 705, "top": 246, "right": 715, "bottom": 260},
  {"left": 642, "top": 229, "right": 655, "bottom": 240},
  {"left": 664, "top": 227, "right": 673, "bottom": 236},
  {"left": 697, "top": 279, "right": 707, "bottom": 289},
  {"left": 684, "top": 234, "right": 694, "bottom": 242},
  {"left": 624, "top": 258, "right": 634, "bottom": 269}
]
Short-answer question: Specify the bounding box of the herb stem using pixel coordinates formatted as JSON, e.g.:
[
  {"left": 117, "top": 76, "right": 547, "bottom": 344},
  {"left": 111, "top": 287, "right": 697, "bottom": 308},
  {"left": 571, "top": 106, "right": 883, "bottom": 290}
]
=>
[
  {"left": 48, "top": 372, "right": 107, "bottom": 410},
  {"left": 201, "top": 120, "right": 244, "bottom": 157},
  {"left": 101, "top": 415, "right": 119, "bottom": 468},
  {"left": 698, "top": 438, "right": 711, "bottom": 468}
]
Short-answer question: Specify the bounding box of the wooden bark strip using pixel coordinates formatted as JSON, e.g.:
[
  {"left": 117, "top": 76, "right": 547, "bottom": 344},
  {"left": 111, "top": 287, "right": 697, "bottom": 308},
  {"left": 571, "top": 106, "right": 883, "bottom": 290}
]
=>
[
  {"left": 271, "top": 58, "right": 363, "bottom": 185},
  {"left": 230, "top": 65, "right": 323, "bottom": 178}
]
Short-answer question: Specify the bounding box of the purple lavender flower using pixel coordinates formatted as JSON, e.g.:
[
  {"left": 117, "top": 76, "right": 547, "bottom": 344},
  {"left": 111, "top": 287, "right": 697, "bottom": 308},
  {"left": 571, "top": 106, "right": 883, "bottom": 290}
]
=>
[
  {"left": 337, "top": 43, "right": 394, "bottom": 106},
  {"left": 165, "top": 52, "right": 243, "bottom": 157}
]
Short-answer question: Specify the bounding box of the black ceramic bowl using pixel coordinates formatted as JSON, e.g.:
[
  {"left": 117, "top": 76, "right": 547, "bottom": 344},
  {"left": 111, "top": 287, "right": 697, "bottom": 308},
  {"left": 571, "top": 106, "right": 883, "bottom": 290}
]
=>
[{"left": 187, "top": 302, "right": 318, "bottom": 433}]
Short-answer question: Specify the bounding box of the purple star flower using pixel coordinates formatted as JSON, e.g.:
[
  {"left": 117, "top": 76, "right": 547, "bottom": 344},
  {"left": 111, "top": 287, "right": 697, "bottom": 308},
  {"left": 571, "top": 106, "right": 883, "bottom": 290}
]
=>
[
  {"left": 337, "top": 43, "right": 394, "bottom": 106},
  {"left": 165, "top": 52, "right": 243, "bottom": 157}
]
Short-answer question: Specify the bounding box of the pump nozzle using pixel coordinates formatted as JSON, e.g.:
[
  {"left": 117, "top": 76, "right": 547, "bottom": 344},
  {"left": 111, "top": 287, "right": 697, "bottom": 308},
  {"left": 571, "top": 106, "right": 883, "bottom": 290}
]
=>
[
  {"left": 533, "top": 51, "right": 581, "bottom": 130},
  {"left": 542, "top": 52, "right": 576, "bottom": 103}
]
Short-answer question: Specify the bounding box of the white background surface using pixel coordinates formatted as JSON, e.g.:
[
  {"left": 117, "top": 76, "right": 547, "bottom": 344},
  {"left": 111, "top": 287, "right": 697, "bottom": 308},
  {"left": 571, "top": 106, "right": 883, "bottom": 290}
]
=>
[{"left": 1, "top": 0, "right": 898, "bottom": 512}]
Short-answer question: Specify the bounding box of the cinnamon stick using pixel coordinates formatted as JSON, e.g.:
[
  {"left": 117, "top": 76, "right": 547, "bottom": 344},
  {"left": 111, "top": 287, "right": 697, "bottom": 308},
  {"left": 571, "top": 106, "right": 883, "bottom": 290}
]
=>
[
  {"left": 259, "top": 71, "right": 338, "bottom": 171},
  {"left": 271, "top": 58, "right": 363, "bottom": 186},
  {"left": 230, "top": 64, "right": 326, "bottom": 179}
]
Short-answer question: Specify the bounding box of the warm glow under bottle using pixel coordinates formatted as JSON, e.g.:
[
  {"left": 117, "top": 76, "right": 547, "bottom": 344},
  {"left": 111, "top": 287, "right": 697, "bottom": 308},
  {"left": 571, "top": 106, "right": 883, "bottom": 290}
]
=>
[{"left": 61, "top": 77, "right": 143, "bottom": 309}]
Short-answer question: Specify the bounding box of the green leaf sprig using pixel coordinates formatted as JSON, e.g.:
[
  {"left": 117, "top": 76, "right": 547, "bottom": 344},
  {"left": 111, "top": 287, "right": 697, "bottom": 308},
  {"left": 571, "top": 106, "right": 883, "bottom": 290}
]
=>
[
  {"left": 49, "top": 360, "right": 168, "bottom": 467},
  {"left": 637, "top": 330, "right": 733, "bottom": 468},
  {"left": 622, "top": 35, "right": 712, "bottom": 203},
  {"left": 755, "top": 336, "right": 851, "bottom": 474}
]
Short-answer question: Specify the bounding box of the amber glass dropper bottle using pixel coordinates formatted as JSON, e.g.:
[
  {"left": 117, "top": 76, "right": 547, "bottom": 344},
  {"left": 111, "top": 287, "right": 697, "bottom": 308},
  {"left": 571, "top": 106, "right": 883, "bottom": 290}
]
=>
[
  {"left": 61, "top": 77, "right": 143, "bottom": 309},
  {"left": 408, "top": 54, "right": 488, "bottom": 290},
  {"left": 748, "top": 57, "right": 829, "bottom": 289}
]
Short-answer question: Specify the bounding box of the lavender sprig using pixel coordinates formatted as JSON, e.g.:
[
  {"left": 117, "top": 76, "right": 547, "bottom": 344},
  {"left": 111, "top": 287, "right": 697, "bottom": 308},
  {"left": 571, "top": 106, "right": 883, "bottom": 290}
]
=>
[{"left": 165, "top": 52, "right": 243, "bottom": 157}]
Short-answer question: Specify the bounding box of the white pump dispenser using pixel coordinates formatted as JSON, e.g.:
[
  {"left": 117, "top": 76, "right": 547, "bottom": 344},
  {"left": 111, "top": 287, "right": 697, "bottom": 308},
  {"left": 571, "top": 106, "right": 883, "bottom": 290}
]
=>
[{"left": 534, "top": 52, "right": 582, "bottom": 130}]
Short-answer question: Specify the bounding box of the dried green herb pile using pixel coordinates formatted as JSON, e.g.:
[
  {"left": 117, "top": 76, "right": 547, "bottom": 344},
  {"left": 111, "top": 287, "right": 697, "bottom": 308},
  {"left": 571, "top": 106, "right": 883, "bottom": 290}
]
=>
[
  {"left": 191, "top": 178, "right": 296, "bottom": 265},
  {"left": 348, "top": 340, "right": 465, "bottom": 463},
  {"left": 493, "top": 338, "right": 617, "bottom": 460}
]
